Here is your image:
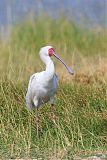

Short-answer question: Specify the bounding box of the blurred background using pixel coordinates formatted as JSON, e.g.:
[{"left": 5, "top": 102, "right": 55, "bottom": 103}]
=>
[
  {"left": 0, "top": 0, "right": 107, "bottom": 80},
  {"left": 0, "top": 0, "right": 106, "bottom": 40}
]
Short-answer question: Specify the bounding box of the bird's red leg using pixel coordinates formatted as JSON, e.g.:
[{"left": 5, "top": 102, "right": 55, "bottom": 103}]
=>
[
  {"left": 36, "top": 107, "right": 39, "bottom": 137},
  {"left": 51, "top": 104, "right": 55, "bottom": 125}
]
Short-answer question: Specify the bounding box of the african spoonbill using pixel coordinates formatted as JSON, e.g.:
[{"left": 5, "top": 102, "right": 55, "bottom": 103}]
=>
[{"left": 25, "top": 46, "right": 74, "bottom": 136}]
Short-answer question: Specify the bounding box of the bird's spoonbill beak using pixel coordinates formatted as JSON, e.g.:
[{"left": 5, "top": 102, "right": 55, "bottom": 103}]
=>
[{"left": 53, "top": 52, "right": 74, "bottom": 75}]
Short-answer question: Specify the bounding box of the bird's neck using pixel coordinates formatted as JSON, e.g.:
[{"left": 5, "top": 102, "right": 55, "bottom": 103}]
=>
[
  {"left": 45, "top": 57, "right": 55, "bottom": 80},
  {"left": 41, "top": 56, "right": 55, "bottom": 80}
]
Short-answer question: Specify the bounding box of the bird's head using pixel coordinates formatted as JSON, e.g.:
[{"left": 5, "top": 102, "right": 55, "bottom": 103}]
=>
[
  {"left": 39, "top": 46, "right": 54, "bottom": 57},
  {"left": 39, "top": 46, "right": 74, "bottom": 75}
]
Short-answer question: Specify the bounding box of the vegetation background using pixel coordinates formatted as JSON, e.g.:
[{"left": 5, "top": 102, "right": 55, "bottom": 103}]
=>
[{"left": 0, "top": 1, "right": 107, "bottom": 159}]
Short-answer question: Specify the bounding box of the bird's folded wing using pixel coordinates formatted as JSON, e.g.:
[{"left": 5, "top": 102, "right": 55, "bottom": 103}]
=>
[{"left": 25, "top": 74, "right": 37, "bottom": 109}]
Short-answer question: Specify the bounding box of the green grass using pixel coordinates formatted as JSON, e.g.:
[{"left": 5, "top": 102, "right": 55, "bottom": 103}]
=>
[
  {"left": 0, "top": 17, "right": 107, "bottom": 159},
  {"left": 10, "top": 16, "right": 107, "bottom": 56},
  {"left": 0, "top": 78, "right": 107, "bottom": 159}
]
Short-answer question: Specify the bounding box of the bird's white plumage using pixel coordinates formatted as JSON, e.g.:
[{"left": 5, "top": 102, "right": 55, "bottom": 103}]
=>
[{"left": 26, "top": 46, "right": 58, "bottom": 109}]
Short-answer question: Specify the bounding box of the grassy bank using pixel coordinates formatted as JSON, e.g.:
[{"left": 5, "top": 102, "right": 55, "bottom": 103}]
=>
[
  {"left": 1, "top": 77, "right": 107, "bottom": 159},
  {"left": 0, "top": 17, "right": 107, "bottom": 159}
]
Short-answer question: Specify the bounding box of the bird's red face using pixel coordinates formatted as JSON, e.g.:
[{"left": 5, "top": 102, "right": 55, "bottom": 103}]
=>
[{"left": 48, "top": 48, "right": 55, "bottom": 57}]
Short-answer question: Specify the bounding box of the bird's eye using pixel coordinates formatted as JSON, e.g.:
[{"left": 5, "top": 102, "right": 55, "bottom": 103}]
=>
[{"left": 48, "top": 48, "right": 54, "bottom": 57}]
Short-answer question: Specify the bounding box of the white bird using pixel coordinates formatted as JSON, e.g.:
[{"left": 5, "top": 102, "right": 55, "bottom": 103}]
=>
[{"left": 26, "top": 46, "right": 74, "bottom": 136}]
